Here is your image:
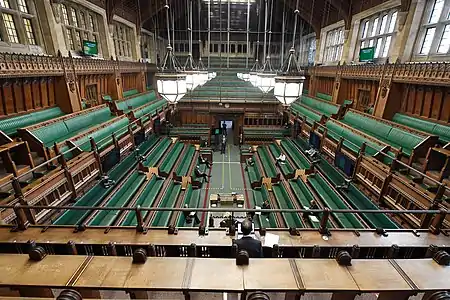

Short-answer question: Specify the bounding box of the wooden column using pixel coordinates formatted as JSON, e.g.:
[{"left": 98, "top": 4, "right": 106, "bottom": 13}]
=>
[
  {"left": 108, "top": 58, "right": 123, "bottom": 100},
  {"left": 57, "top": 52, "right": 82, "bottom": 113}
]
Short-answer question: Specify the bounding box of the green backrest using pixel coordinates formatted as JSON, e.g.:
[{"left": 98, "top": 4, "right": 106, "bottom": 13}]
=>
[
  {"left": 135, "top": 99, "right": 166, "bottom": 119},
  {"left": 64, "top": 107, "right": 112, "bottom": 134},
  {"left": 303, "top": 89, "right": 309, "bottom": 95},
  {"left": 316, "top": 92, "right": 332, "bottom": 102},
  {"left": 126, "top": 91, "right": 156, "bottom": 109},
  {"left": 123, "top": 89, "right": 139, "bottom": 98},
  {"left": 393, "top": 113, "right": 450, "bottom": 143},
  {"left": 0, "top": 107, "right": 64, "bottom": 136},
  {"left": 386, "top": 127, "right": 423, "bottom": 151},
  {"left": 301, "top": 96, "right": 339, "bottom": 116},
  {"left": 75, "top": 117, "right": 129, "bottom": 151},
  {"left": 103, "top": 95, "right": 113, "bottom": 102},
  {"left": 32, "top": 121, "right": 70, "bottom": 146},
  {"left": 291, "top": 102, "right": 322, "bottom": 123},
  {"left": 343, "top": 111, "right": 392, "bottom": 138}
]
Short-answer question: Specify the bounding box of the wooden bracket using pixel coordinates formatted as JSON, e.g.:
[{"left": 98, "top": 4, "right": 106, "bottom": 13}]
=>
[
  {"left": 181, "top": 176, "right": 192, "bottom": 190},
  {"left": 195, "top": 144, "right": 201, "bottom": 151},
  {"left": 146, "top": 167, "right": 159, "bottom": 180},
  {"left": 293, "top": 169, "right": 309, "bottom": 183},
  {"left": 275, "top": 139, "right": 281, "bottom": 146},
  {"left": 171, "top": 137, "right": 178, "bottom": 144},
  {"left": 262, "top": 177, "right": 272, "bottom": 191}
]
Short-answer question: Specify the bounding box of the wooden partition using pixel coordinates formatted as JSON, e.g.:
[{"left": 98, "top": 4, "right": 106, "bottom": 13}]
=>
[
  {"left": 354, "top": 155, "right": 449, "bottom": 229},
  {"left": 0, "top": 78, "right": 57, "bottom": 117}
]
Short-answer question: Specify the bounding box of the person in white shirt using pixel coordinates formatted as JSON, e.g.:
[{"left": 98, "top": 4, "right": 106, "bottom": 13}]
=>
[{"left": 276, "top": 153, "right": 286, "bottom": 165}]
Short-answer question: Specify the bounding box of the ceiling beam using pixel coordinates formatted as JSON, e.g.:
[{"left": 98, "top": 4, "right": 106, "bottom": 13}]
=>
[
  {"left": 329, "top": 0, "right": 351, "bottom": 29},
  {"left": 283, "top": 0, "right": 322, "bottom": 37}
]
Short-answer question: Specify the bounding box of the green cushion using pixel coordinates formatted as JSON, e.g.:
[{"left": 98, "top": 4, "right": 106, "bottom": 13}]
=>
[
  {"left": 301, "top": 96, "right": 339, "bottom": 116},
  {"left": 316, "top": 92, "right": 332, "bottom": 101},
  {"left": 393, "top": 113, "right": 450, "bottom": 144},
  {"left": 0, "top": 107, "right": 65, "bottom": 136},
  {"left": 123, "top": 89, "right": 139, "bottom": 98},
  {"left": 33, "top": 121, "right": 70, "bottom": 147}
]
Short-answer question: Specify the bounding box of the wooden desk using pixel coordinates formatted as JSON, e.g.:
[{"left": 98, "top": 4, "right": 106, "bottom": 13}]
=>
[
  {"left": 189, "top": 258, "right": 243, "bottom": 291},
  {"left": 346, "top": 260, "right": 412, "bottom": 291},
  {"left": 75, "top": 257, "right": 187, "bottom": 290},
  {"left": 243, "top": 259, "right": 300, "bottom": 291},
  {"left": 0, "top": 254, "right": 86, "bottom": 287},
  {"left": 394, "top": 259, "right": 450, "bottom": 291},
  {"left": 295, "top": 259, "right": 357, "bottom": 291}
]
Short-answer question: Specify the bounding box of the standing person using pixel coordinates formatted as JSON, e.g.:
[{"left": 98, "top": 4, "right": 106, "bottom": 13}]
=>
[
  {"left": 222, "top": 122, "right": 227, "bottom": 136},
  {"left": 221, "top": 134, "right": 227, "bottom": 154},
  {"left": 275, "top": 153, "right": 286, "bottom": 166}
]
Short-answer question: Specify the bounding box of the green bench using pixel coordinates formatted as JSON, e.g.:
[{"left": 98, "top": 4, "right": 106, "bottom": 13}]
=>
[
  {"left": 144, "top": 138, "right": 172, "bottom": 167},
  {"left": 272, "top": 184, "right": 304, "bottom": 228},
  {"left": 303, "top": 89, "right": 308, "bottom": 95},
  {"left": 178, "top": 184, "right": 202, "bottom": 227},
  {"left": 115, "top": 91, "right": 157, "bottom": 114},
  {"left": 152, "top": 182, "right": 182, "bottom": 227},
  {"left": 257, "top": 147, "right": 277, "bottom": 178},
  {"left": 159, "top": 143, "right": 184, "bottom": 176},
  {"left": 315, "top": 157, "right": 398, "bottom": 229},
  {"left": 26, "top": 106, "right": 114, "bottom": 148},
  {"left": 392, "top": 113, "right": 450, "bottom": 144},
  {"left": 88, "top": 172, "right": 146, "bottom": 226},
  {"left": 291, "top": 102, "right": 323, "bottom": 125},
  {"left": 280, "top": 139, "right": 311, "bottom": 170},
  {"left": 192, "top": 163, "right": 208, "bottom": 186},
  {"left": 123, "top": 89, "right": 139, "bottom": 98},
  {"left": 300, "top": 96, "right": 341, "bottom": 117},
  {"left": 54, "top": 152, "right": 138, "bottom": 225},
  {"left": 0, "top": 106, "right": 65, "bottom": 137},
  {"left": 246, "top": 154, "right": 262, "bottom": 188},
  {"left": 342, "top": 110, "right": 429, "bottom": 157},
  {"left": 289, "top": 179, "right": 321, "bottom": 228},
  {"left": 70, "top": 116, "right": 130, "bottom": 153},
  {"left": 269, "top": 144, "right": 294, "bottom": 176},
  {"left": 325, "top": 119, "right": 391, "bottom": 158},
  {"left": 307, "top": 174, "right": 364, "bottom": 229},
  {"left": 316, "top": 92, "right": 332, "bottom": 102},
  {"left": 175, "top": 145, "right": 196, "bottom": 176}
]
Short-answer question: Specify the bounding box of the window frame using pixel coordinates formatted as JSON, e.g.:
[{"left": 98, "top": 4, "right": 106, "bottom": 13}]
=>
[
  {"left": 59, "top": 1, "right": 101, "bottom": 54},
  {"left": 324, "top": 27, "right": 344, "bottom": 63},
  {"left": 0, "top": 0, "right": 39, "bottom": 46},
  {"left": 415, "top": 0, "right": 450, "bottom": 58},
  {"left": 113, "top": 21, "right": 133, "bottom": 59},
  {"left": 356, "top": 9, "right": 398, "bottom": 61}
]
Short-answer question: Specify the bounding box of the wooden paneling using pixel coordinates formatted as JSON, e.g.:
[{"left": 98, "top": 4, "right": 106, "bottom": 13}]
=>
[
  {"left": 0, "top": 78, "right": 57, "bottom": 117},
  {"left": 336, "top": 78, "right": 378, "bottom": 111},
  {"left": 399, "top": 84, "right": 450, "bottom": 123},
  {"left": 180, "top": 111, "right": 210, "bottom": 125},
  {"left": 121, "top": 73, "right": 138, "bottom": 93},
  {"left": 77, "top": 74, "right": 109, "bottom": 105},
  {"left": 316, "top": 77, "right": 334, "bottom": 96}
]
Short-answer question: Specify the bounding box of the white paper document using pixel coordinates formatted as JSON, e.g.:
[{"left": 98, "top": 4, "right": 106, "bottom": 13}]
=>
[{"left": 263, "top": 233, "right": 280, "bottom": 248}]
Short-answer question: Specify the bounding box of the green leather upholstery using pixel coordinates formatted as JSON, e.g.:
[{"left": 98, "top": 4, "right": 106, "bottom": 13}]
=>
[
  {"left": 393, "top": 113, "right": 450, "bottom": 144},
  {"left": 300, "top": 96, "right": 340, "bottom": 117},
  {"left": 272, "top": 185, "right": 304, "bottom": 228},
  {"left": 31, "top": 107, "right": 113, "bottom": 147},
  {"left": 134, "top": 99, "right": 167, "bottom": 121},
  {"left": 291, "top": 102, "right": 322, "bottom": 124},
  {"left": 280, "top": 139, "right": 310, "bottom": 169},
  {"left": 342, "top": 111, "right": 425, "bottom": 156},
  {"left": 0, "top": 107, "right": 65, "bottom": 137},
  {"left": 325, "top": 120, "right": 385, "bottom": 156},
  {"left": 117, "top": 91, "right": 157, "bottom": 113},
  {"left": 175, "top": 145, "right": 195, "bottom": 176},
  {"left": 160, "top": 143, "right": 184, "bottom": 174},
  {"left": 316, "top": 92, "right": 332, "bottom": 102},
  {"left": 308, "top": 173, "right": 364, "bottom": 229},
  {"left": 123, "top": 89, "right": 139, "bottom": 98},
  {"left": 269, "top": 143, "right": 294, "bottom": 176},
  {"left": 257, "top": 147, "right": 277, "bottom": 178}
]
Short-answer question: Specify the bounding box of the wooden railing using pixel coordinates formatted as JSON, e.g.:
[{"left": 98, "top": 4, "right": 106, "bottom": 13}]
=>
[{"left": 307, "top": 61, "right": 450, "bottom": 85}]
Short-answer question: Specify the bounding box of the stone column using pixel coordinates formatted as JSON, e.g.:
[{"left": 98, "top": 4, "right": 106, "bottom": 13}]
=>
[{"left": 40, "top": 0, "right": 68, "bottom": 56}]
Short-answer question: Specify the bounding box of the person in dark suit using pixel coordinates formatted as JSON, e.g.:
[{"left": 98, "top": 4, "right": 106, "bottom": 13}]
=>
[{"left": 235, "top": 219, "right": 263, "bottom": 258}]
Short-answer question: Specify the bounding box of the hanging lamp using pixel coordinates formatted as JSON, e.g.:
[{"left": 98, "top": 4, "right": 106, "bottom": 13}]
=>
[
  {"left": 273, "top": 0, "right": 305, "bottom": 106},
  {"left": 256, "top": 0, "right": 276, "bottom": 93},
  {"left": 241, "top": 0, "right": 261, "bottom": 83},
  {"left": 184, "top": 0, "right": 200, "bottom": 91},
  {"left": 156, "top": 1, "right": 187, "bottom": 104},
  {"left": 196, "top": 0, "right": 209, "bottom": 86}
]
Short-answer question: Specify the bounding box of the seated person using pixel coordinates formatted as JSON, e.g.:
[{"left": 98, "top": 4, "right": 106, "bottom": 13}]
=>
[
  {"left": 305, "top": 200, "right": 319, "bottom": 217},
  {"left": 198, "top": 153, "right": 213, "bottom": 168},
  {"left": 246, "top": 157, "right": 255, "bottom": 167},
  {"left": 183, "top": 204, "right": 200, "bottom": 224},
  {"left": 276, "top": 153, "right": 286, "bottom": 165},
  {"left": 195, "top": 165, "right": 211, "bottom": 182},
  {"left": 261, "top": 199, "right": 270, "bottom": 215},
  {"left": 234, "top": 219, "right": 263, "bottom": 258}
]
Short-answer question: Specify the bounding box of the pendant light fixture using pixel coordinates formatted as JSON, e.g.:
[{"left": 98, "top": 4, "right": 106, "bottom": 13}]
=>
[
  {"left": 273, "top": 0, "right": 305, "bottom": 106},
  {"left": 156, "top": 0, "right": 187, "bottom": 104},
  {"left": 197, "top": 0, "right": 209, "bottom": 86},
  {"left": 241, "top": 0, "right": 262, "bottom": 84},
  {"left": 184, "top": 0, "right": 200, "bottom": 91},
  {"left": 256, "top": 0, "right": 276, "bottom": 93}
]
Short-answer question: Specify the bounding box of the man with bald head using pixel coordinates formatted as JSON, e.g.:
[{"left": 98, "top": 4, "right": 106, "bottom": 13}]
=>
[{"left": 235, "top": 219, "right": 263, "bottom": 258}]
